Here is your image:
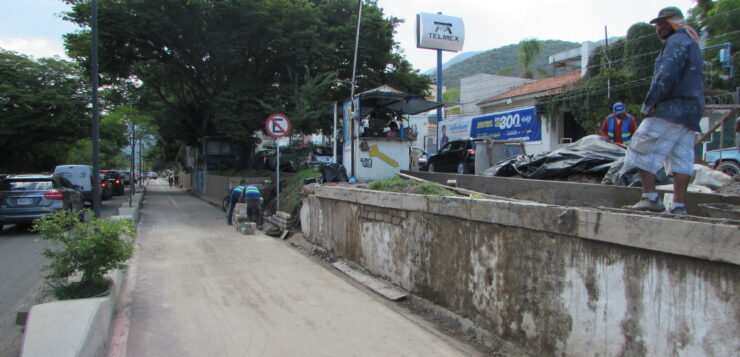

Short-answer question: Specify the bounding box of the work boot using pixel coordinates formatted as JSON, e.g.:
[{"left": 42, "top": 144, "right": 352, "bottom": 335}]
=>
[
  {"left": 668, "top": 205, "right": 688, "bottom": 215},
  {"left": 629, "top": 194, "right": 665, "bottom": 212}
]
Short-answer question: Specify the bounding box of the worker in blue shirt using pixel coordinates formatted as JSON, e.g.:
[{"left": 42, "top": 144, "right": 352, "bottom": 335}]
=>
[
  {"left": 244, "top": 184, "right": 264, "bottom": 226},
  {"left": 227, "top": 180, "right": 247, "bottom": 225}
]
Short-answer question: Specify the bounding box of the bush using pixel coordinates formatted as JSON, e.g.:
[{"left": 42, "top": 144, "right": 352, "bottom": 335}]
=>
[{"left": 32, "top": 209, "right": 135, "bottom": 299}]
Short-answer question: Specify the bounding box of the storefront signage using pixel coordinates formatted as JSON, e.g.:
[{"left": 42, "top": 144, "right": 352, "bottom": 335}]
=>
[
  {"left": 470, "top": 107, "right": 541, "bottom": 142},
  {"left": 416, "top": 13, "right": 465, "bottom": 52}
]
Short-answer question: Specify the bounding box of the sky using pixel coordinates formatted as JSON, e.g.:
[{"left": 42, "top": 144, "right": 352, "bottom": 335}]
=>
[{"left": 0, "top": 0, "right": 696, "bottom": 72}]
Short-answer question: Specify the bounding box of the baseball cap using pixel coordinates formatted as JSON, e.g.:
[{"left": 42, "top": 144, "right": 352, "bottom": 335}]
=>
[
  {"left": 613, "top": 102, "right": 626, "bottom": 114},
  {"left": 650, "top": 6, "right": 684, "bottom": 24}
]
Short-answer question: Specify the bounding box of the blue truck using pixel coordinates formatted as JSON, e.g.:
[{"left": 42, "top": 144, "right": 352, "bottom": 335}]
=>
[{"left": 705, "top": 147, "right": 740, "bottom": 177}]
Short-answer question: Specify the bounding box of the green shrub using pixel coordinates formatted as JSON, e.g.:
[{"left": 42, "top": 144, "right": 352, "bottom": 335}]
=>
[
  {"left": 32, "top": 209, "right": 135, "bottom": 299},
  {"left": 368, "top": 176, "right": 456, "bottom": 196}
]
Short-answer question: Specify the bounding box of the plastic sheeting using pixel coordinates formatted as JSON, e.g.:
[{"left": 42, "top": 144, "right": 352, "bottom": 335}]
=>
[
  {"left": 321, "top": 163, "right": 349, "bottom": 183},
  {"left": 484, "top": 135, "right": 670, "bottom": 187}
]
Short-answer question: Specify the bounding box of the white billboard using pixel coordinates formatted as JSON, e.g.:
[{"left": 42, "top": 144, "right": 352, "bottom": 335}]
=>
[{"left": 416, "top": 12, "right": 465, "bottom": 52}]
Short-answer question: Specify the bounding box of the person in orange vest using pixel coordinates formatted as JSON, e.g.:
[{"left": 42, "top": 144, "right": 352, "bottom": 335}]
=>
[{"left": 600, "top": 102, "right": 637, "bottom": 145}]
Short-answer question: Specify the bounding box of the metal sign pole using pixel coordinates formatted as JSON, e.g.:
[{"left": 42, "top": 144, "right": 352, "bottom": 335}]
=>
[{"left": 276, "top": 145, "right": 280, "bottom": 212}]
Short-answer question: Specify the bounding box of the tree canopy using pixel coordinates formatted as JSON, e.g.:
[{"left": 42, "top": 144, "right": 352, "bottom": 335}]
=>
[
  {"left": 62, "top": 0, "right": 430, "bottom": 151},
  {"left": 0, "top": 50, "right": 90, "bottom": 172}
]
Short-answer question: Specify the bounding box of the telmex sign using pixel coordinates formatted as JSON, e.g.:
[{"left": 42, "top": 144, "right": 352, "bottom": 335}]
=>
[{"left": 416, "top": 12, "right": 465, "bottom": 52}]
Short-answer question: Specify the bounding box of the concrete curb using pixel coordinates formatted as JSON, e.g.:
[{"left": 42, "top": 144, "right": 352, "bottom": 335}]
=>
[{"left": 20, "top": 188, "right": 146, "bottom": 357}]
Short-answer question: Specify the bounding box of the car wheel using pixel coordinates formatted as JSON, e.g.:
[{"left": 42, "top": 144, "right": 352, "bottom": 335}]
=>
[
  {"left": 428, "top": 163, "right": 435, "bottom": 173},
  {"left": 457, "top": 162, "right": 468, "bottom": 174},
  {"left": 717, "top": 161, "right": 740, "bottom": 177}
]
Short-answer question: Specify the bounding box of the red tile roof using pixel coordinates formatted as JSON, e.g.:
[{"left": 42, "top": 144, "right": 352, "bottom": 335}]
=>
[{"left": 477, "top": 71, "right": 581, "bottom": 106}]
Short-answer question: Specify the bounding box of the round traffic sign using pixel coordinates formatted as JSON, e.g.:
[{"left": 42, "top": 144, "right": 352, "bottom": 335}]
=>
[{"left": 265, "top": 113, "right": 291, "bottom": 138}]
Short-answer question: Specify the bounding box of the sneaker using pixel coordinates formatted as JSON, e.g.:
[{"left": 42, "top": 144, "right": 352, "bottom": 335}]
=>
[
  {"left": 669, "top": 205, "right": 688, "bottom": 215},
  {"left": 629, "top": 194, "right": 665, "bottom": 212}
]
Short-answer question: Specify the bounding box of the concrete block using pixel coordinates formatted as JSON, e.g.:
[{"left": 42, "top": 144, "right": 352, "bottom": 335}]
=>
[{"left": 276, "top": 211, "right": 291, "bottom": 220}]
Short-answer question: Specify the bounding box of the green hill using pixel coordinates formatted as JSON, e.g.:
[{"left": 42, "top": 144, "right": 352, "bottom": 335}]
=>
[{"left": 438, "top": 40, "right": 581, "bottom": 88}]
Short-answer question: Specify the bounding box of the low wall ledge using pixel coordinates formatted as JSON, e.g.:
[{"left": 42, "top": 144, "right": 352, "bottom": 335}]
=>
[{"left": 312, "top": 185, "right": 740, "bottom": 266}]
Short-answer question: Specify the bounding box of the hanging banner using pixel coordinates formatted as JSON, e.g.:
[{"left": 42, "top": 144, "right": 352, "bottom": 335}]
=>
[
  {"left": 470, "top": 107, "right": 541, "bottom": 142},
  {"left": 437, "top": 116, "right": 472, "bottom": 148}
]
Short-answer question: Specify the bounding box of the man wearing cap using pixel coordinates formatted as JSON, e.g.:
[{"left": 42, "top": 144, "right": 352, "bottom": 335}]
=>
[
  {"left": 624, "top": 6, "right": 704, "bottom": 215},
  {"left": 600, "top": 102, "right": 637, "bottom": 145}
]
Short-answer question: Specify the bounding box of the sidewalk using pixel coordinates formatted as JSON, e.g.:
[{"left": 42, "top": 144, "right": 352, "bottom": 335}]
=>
[{"left": 108, "top": 181, "right": 484, "bottom": 356}]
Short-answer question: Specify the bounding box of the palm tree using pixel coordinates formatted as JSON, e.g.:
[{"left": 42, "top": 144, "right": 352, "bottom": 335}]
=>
[{"left": 517, "top": 39, "right": 541, "bottom": 79}]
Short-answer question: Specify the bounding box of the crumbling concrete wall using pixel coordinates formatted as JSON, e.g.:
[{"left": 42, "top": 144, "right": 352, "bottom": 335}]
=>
[{"left": 300, "top": 186, "right": 739, "bottom": 356}]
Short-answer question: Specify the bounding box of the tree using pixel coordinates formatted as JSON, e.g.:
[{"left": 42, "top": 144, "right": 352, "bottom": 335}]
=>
[
  {"left": 517, "top": 39, "right": 541, "bottom": 79},
  {"left": 62, "top": 0, "right": 430, "bottom": 152},
  {"left": 0, "top": 50, "right": 89, "bottom": 172}
]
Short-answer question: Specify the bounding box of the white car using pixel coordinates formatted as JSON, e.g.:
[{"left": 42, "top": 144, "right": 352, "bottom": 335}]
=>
[{"left": 307, "top": 146, "right": 334, "bottom": 169}]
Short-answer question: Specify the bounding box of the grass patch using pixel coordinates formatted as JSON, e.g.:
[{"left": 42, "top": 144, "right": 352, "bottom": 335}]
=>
[
  {"left": 279, "top": 168, "right": 321, "bottom": 214},
  {"left": 367, "top": 176, "right": 456, "bottom": 196}
]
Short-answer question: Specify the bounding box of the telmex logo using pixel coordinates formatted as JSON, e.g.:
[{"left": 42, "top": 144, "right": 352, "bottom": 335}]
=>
[{"left": 429, "top": 21, "right": 459, "bottom": 42}]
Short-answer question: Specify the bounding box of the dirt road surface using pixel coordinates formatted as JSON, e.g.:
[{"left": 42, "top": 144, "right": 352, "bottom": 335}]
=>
[{"left": 109, "top": 181, "right": 485, "bottom": 356}]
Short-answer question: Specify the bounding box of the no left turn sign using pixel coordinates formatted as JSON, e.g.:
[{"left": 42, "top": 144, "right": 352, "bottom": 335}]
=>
[{"left": 265, "top": 113, "right": 291, "bottom": 138}]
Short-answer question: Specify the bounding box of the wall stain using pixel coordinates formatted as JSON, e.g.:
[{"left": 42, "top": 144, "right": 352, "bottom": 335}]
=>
[{"left": 308, "top": 195, "right": 740, "bottom": 357}]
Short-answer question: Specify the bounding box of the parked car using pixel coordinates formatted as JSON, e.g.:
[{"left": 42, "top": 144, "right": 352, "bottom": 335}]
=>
[
  {"left": 116, "top": 170, "right": 131, "bottom": 186},
  {"left": 146, "top": 171, "right": 159, "bottom": 179},
  {"left": 254, "top": 149, "right": 275, "bottom": 170},
  {"left": 102, "top": 170, "right": 125, "bottom": 195},
  {"left": 410, "top": 146, "right": 430, "bottom": 171},
  {"left": 307, "top": 145, "right": 334, "bottom": 169},
  {"left": 99, "top": 174, "right": 113, "bottom": 200},
  {"left": 268, "top": 147, "right": 310, "bottom": 172},
  {"left": 427, "top": 139, "right": 480, "bottom": 174},
  {"left": 0, "top": 174, "right": 85, "bottom": 232},
  {"left": 705, "top": 147, "right": 739, "bottom": 177},
  {"left": 53, "top": 164, "right": 94, "bottom": 203}
]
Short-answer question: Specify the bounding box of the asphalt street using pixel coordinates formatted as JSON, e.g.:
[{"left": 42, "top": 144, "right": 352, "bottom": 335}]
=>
[
  {"left": 109, "top": 180, "right": 485, "bottom": 356},
  {"left": 0, "top": 190, "right": 129, "bottom": 357}
]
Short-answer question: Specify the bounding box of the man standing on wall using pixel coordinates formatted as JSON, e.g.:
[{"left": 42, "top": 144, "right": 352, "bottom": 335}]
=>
[
  {"left": 600, "top": 102, "right": 638, "bottom": 145},
  {"left": 624, "top": 6, "right": 704, "bottom": 215}
]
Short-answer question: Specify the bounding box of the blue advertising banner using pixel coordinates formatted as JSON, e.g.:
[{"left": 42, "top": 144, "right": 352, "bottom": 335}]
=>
[{"left": 470, "top": 107, "right": 541, "bottom": 142}]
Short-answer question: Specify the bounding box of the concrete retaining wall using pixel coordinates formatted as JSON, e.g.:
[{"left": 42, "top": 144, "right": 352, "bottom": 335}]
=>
[{"left": 300, "top": 185, "right": 739, "bottom": 356}]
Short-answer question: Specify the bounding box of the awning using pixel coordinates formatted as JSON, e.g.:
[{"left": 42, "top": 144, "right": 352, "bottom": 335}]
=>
[{"left": 356, "top": 90, "right": 443, "bottom": 116}]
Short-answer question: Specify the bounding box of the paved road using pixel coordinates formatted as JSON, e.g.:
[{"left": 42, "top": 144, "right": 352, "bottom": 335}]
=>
[
  {"left": 110, "top": 181, "right": 485, "bottom": 356},
  {"left": 0, "top": 189, "right": 135, "bottom": 357}
]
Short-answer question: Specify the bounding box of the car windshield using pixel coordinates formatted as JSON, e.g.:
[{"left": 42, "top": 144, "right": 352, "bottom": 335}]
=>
[
  {"left": 313, "top": 147, "right": 331, "bottom": 156},
  {"left": 0, "top": 179, "right": 55, "bottom": 191}
]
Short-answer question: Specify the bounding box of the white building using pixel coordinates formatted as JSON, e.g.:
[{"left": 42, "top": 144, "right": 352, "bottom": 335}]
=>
[{"left": 459, "top": 74, "right": 533, "bottom": 115}]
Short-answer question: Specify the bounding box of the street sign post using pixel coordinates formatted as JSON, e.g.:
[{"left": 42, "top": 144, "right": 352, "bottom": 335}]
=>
[{"left": 265, "top": 114, "right": 291, "bottom": 213}]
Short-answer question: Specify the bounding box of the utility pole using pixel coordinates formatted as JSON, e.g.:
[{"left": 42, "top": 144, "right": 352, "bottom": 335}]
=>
[
  {"left": 129, "top": 122, "right": 136, "bottom": 207},
  {"left": 604, "top": 26, "right": 611, "bottom": 99},
  {"left": 90, "top": 0, "right": 101, "bottom": 217}
]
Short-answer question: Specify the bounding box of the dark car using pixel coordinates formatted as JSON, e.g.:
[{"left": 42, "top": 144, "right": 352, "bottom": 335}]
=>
[
  {"left": 427, "top": 139, "right": 479, "bottom": 174},
  {"left": 99, "top": 174, "right": 113, "bottom": 200},
  {"left": 0, "top": 174, "right": 85, "bottom": 232},
  {"left": 268, "top": 147, "right": 310, "bottom": 172},
  {"left": 254, "top": 149, "right": 275, "bottom": 170},
  {"left": 102, "top": 170, "right": 125, "bottom": 195}
]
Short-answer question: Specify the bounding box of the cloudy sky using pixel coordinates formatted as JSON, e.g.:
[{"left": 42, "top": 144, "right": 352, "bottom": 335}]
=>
[{"left": 1, "top": 0, "right": 696, "bottom": 72}]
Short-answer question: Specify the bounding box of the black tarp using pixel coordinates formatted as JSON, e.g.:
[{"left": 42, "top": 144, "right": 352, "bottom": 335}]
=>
[{"left": 484, "top": 135, "right": 670, "bottom": 186}]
